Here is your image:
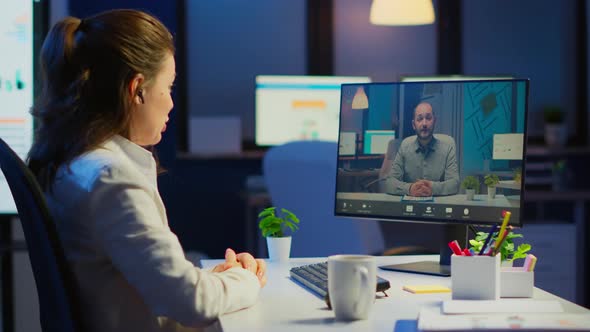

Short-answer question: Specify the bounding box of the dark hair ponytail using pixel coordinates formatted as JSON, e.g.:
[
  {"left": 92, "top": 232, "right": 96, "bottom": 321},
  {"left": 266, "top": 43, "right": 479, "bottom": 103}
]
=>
[
  {"left": 28, "top": 10, "right": 174, "bottom": 189},
  {"left": 28, "top": 17, "right": 88, "bottom": 187}
]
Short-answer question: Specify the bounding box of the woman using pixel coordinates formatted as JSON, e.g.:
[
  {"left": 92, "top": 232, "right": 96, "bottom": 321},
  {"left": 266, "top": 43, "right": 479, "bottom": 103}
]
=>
[{"left": 28, "top": 9, "right": 265, "bottom": 331}]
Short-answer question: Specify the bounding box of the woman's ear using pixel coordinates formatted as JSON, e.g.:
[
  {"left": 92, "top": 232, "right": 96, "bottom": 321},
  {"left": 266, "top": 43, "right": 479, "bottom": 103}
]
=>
[{"left": 129, "top": 73, "right": 145, "bottom": 105}]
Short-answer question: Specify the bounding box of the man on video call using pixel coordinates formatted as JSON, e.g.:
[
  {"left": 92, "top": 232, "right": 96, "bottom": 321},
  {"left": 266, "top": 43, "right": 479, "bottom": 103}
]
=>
[{"left": 380, "top": 101, "right": 459, "bottom": 196}]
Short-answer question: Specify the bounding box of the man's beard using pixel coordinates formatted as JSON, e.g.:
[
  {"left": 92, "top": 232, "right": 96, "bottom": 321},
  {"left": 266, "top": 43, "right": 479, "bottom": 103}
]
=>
[{"left": 417, "top": 128, "right": 433, "bottom": 140}]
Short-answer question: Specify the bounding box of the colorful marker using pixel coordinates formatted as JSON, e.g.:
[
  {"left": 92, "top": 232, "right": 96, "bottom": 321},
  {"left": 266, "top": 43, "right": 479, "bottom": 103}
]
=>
[
  {"left": 448, "top": 240, "right": 464, "bottom": 256},
  {"left": 492, "top": 226, "right": 511, "bottom": 256},
  {"left": 479, "top": 224, "right": 498, "bottom": 255},
  {"left": 523, "top": 254, "right": 537, "bottom": 272},
  {"left": 497, "top": 211, "right": 512, "bottom": 240}
]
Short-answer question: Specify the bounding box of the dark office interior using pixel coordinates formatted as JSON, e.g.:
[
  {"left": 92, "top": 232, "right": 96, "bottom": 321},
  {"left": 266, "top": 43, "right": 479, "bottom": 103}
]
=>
[{"left": 1, "top": 1, "right": 589, "bottom": 331}]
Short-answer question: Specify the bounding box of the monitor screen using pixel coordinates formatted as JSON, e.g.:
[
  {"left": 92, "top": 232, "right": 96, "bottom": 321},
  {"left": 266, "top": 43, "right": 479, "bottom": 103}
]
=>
[
  {"left": 338, "top": 132, "right": 357, "bottom": 156},
  {"left": 0, "top": 0, "right": 46, "bottom": 214},
  {"left": 255, "top": 75, "right": 371, "bottom": 146},
  {"left": 400, "top": 75, "right": 513, "bottom": 82},
  {"left": 334, "top": 79, "right": 529, "bottom": 275},
  {"left": 364, "top": 130, "right": 396, "bottom": 154}
]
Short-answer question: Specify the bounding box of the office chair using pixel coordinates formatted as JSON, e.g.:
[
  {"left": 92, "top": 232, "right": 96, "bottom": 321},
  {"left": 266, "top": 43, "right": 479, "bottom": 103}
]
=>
[
  {"left": 378, "top": 138, "right": 401, "bottom": 180},
  {"left": 363, "top": 138, "right": 401, "bottom": 193},
  {"left": 262, "top": 141, "right": 385, "bottom": 257},
  {"left": 0, "top": 138, "right": 83, "bottom": 332}
]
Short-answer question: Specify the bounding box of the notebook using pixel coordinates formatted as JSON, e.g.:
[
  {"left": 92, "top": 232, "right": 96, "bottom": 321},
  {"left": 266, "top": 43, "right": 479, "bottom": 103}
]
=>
[
  {"left": 403, "top": 285, "right": 451, "bottom": 294},
  {"left": 418, "top": 304, "right": 590, "bottom": 331},
  {"left": 402, "top": 195, "right": 434, "bottom": 202},
  {"left": 442, "top": 300, "right": 563, "bottom": 314}
]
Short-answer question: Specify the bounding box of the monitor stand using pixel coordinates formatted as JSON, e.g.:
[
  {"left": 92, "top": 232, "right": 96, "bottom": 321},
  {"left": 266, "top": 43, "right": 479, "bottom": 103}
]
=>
[{"left": 378, "top": 224, "right": 467, "bottom": 277}]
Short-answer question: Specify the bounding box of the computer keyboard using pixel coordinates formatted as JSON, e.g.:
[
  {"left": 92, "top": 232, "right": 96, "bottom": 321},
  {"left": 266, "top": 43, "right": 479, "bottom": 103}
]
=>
[{"left": 290, "top": 262, "right": 391, "bottom": 298}]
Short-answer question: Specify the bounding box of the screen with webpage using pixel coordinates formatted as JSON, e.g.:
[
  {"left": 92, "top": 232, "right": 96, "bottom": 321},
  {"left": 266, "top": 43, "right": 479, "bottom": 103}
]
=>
[
  {"left": 335, "top": 79, "right": 528, "bottom": 227},
  {"left": 0, "top": 0, "right": 36, "bottom": 214},
  {"left": 255, "top": 75, "right": 371, "bottom": 146}
]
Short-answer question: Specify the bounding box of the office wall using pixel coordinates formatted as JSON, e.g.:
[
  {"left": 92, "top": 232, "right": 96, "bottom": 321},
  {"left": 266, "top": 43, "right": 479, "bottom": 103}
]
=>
[
  {"left": 187, "top": 0, "right": 438, "bottom": 142},
  {"left": 462, "top": 0, "right": 577, "bottom": 138},
  {"left": 64, "top": 0, "right": 584, "bottom": 149},
  {"left": 50, "top": 0, "right": 68, "bottom": 25},
  {"left": 333, "top": 0, "right": 437, "bottom": 81},
  {"left": 461, "top": 82, "right": 515, "bottom": 176},
  {"left": 185, "top": 0, "right": 579, "bottom": 145},
  {"left": 185, "top": 0, "right": 306, "bottom": 141}
]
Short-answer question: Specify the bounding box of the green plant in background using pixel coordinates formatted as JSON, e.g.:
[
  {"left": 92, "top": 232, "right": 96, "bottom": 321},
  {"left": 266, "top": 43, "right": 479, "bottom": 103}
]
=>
[
  {"left": 543, "top": 106, "right": 564, "bottom": 124},
  {"left": 258, "top": 207, "right": 300, "bottom": 237},
  {"left": 552, "top": 159, "right": 567, "bottom": 174},
  {"left": 461, "top": 175, "right": 480, "bottom": 193},
  {"left": 484, "top": 174, "right": 500, "bottom": 187},
  {"left": 469, "top": 230, "right": 531, "bottom": 262},
  {"left": 513, "top": 167, "right": 522, "bottom": 184}
]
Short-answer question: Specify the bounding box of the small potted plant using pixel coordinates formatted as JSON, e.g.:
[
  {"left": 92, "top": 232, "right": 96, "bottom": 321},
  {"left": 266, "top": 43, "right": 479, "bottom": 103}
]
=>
[
  {"left": 469, "top": 230, "right": 532, "bottom": 265},
  {"left": 513, "top": 167, "right": 522, "bottom": 185},
  {"left": 461, "top": 175, "right": 480, "bottom": 201},
  {"left": 484, "top": 174, "right": 500, "bottom": 200},
  {"left": 258, "top": 207, "right": 300, "bottom": 262},
  {"left": 543, "top": 106, "right": 566, "bottom": 147}
]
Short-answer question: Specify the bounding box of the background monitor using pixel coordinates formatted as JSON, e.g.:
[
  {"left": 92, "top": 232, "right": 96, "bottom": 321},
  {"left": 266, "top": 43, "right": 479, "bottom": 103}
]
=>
[
  {"left": 0, "top": 0, "right": 46, "bottom": 214},
  {"left": 335, "top": 79, "right": 529, "bottom": 275},
  {"left": 255, "top": 75, "right": 371, "bottom": 146},
  {"left": 400, "top": 75, "right": 513, "bottom": 82},
  {"left": 338, "top": 132, "right": 357, "bottom": 156},
  {"left": 364, "top": 130, "right": 396, "bottom": 154}
]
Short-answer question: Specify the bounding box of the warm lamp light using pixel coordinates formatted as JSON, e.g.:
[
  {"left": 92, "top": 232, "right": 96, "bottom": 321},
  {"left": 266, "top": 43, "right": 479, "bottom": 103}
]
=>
[
  {"left": 370, "top": 0, "right": 435, "bottom": 26},
  {"left": 351, "top": 87, "right": 369, "bottom": 109}
]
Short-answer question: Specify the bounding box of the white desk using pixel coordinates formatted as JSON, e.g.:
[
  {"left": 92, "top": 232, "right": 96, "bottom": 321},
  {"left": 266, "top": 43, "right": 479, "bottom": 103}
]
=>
[{"left": 202, "top": 255, "right": 590, "bottom": 332}]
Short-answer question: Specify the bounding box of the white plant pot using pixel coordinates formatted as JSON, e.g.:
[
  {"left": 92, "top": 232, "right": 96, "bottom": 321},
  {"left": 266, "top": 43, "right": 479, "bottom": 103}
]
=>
[
  {"left": 266, "top": 236, "right": 291, "bottom": 262},
  {"left": 487, "top": 186, "right": 497, "bottom": 200},
  {"left": 501, "top": 260, "right": 513, "bottom": 268},
  {"left": 544, "top": 124, "right": 567, "bottom": 147},
  {"left": 465, "top": 189, "right": 475, "bottom": 201}
]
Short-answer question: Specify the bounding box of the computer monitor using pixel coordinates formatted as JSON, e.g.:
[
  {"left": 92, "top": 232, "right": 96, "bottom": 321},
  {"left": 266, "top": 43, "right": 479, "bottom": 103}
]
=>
[
  {"left": 364, "top": 130, "right": 396, "bottom": 154},
  {"left": 335, "top": 79, "right": 529, "bottom": 276},
  {"left": 255, "top": 75, "right": 371, "bottom": 146},
  {"left": 338, "top": 132, "right": 357, "bottom": 156},
  {"left": 400, "top": 75, "right": 513, "bottom": 82},
  {"left": 0, "top": 0, "right": 47, "bottom": 214}
]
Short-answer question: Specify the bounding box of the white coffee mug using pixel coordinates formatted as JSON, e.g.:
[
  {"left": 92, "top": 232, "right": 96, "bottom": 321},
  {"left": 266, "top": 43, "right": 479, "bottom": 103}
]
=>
[{"left": 328, "top": 255, "right": 377, "bottom": 321}]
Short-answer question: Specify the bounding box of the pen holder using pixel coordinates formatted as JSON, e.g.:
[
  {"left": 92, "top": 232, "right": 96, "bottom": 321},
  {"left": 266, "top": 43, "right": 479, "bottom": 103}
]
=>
[
  {"left": 500, "top": 267, "right": 534, "bottom": 298},
  {"left": 451, "top": 254, "right": 500, "bottom": 300}
]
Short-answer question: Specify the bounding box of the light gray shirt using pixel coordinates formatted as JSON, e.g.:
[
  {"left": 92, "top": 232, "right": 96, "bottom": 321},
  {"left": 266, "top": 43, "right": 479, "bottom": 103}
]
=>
[
  {"left": 45, "top": 135, "right": 260, "bottom": 332},
  {"left": 380, "top": 134, "right": 459, "bottom": 196}
]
